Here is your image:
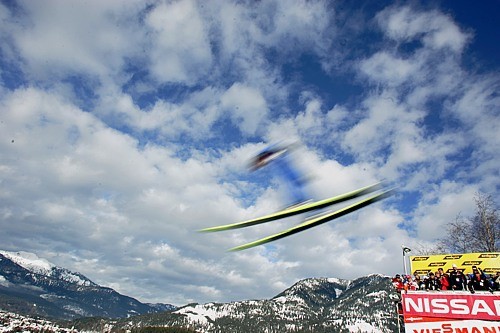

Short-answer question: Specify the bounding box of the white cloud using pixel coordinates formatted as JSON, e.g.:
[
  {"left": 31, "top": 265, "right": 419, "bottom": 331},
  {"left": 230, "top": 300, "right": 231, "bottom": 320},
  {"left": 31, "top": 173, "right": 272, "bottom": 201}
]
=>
[
  {"left": 221, "top": 83, "right": 268, "bottom": 136},
  {"left": 376, "top": 5, "right": 470, "bottom": 53},
  {"left": 95, "top": 84, "right": 225, "bottom": 140},
  {"left": 145, "top": 0, "right": 212, "bottom": 84},
  {"left": 213, "top": 0, "right": 331, "bottom": 59},
  {"left": 450, "top": 76, "right": 500, "bottom": 151},
  {"left": 342, "top": 94, "right": 423, "bottom": 164},
  {"left": 7, "top": 0, "right": 144, "bottom": 80},
  {"left": 359, "top": 52, "right": 418, "bottom": 85},
  {"left": 262, "top": 1, "right": 332, "bottom": 53},
  {"left": 413, "top": 182, "right": 478, "bottom": 241},
  {"left": 0, "top": 1, "right": 498, "bottom": 306}
]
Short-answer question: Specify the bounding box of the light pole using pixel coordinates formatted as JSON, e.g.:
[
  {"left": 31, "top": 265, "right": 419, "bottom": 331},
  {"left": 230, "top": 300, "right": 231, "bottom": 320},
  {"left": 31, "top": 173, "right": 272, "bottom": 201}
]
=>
[{"left": 402, "top": 245, "right": 411, "bottom": 276}]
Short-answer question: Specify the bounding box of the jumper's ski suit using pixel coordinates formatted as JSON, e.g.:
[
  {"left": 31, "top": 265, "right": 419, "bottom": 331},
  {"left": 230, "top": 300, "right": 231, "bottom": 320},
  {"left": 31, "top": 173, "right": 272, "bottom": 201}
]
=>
[{"left": 251, "top": 144, "right": 308, "bottom": 205}]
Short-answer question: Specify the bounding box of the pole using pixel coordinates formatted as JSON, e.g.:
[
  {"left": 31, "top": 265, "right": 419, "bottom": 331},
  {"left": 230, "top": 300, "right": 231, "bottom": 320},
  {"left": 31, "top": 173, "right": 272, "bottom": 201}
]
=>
[
  {"left": 402, "top": 247, "right": 407, "bottom": 276},
  {"left": 395, "top": 301, "right": 402, "bottom": 333},
  {"left": 401, "top": 245, "right": 411, "bottom": 276}
]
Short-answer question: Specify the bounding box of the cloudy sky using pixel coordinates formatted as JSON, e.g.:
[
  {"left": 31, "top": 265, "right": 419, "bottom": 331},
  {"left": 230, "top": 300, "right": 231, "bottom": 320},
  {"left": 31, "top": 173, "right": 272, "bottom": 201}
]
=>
[{"left": 0, "top": 0, "right": 498, "bottom": 305}]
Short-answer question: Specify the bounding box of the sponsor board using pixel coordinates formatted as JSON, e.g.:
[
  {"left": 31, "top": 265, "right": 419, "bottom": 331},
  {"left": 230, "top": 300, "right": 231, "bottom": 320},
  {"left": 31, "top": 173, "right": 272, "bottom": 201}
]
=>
[
  {"left": 404, "top": 320, "right": 500, "bottom": 333},
  {"left": 410, "top": 252, "right": 499, "bottom": 275},
  {"left": 402, "top": 292, "right": 500, "bottom": 333},
  {"left": 402, "top": 292, "right": 500, "bottom": 321}
]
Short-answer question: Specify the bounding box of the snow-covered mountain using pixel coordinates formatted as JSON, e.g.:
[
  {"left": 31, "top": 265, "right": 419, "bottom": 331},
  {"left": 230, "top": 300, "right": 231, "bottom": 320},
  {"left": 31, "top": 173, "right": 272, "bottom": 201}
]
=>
[
  {"left": 0, "top": 250, "right": 176, "bottom": 319},
  {"left": 0, "top": 250, "right": 401, "bottom": 332},
  {"left": 105, "top": 274, "right": 400, "bottom": 333},
  {"left": 0, "top": 250, "right": 97, "bottom": 287}
]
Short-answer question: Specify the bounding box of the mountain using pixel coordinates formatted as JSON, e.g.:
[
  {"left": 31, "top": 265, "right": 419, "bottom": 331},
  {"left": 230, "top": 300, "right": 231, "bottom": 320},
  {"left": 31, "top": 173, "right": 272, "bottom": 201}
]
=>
[
  {"left": 82, "top": 275, "right": 400, "bottom": 332},
  {"left": 0, "top": 250, "right": 402, "bottom": 332},
  {"left": 0, "top": 250, "right": 176, "bottom": 319}
]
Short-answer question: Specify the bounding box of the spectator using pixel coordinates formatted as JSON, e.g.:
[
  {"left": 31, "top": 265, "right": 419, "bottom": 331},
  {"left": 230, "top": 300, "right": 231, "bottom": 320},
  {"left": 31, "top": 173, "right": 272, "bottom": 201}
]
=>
[
  {"left": 449, "top": 264, "right": 467, "bottom": 290},
  {"left": 494, "top": 272, "right": 500, "bottom": 291},
  {"left": 437, "top": 269, "right": 450, "bottom": 290},
  {"left": 425, "top": 272, "right": 442, "bottom": 291},
  {"left": 405, "top": 275, "right": 419, "bottom": 291},
  {"left": 469, "top": 265, "right": 488, "bottom": 280},
  {"left": 414, "top": 274, "right": 425, "bottom": 290},
  {"left": 392, "top": 274, "right": 404, "bottom": 291},
  {"left": 468, "top": 270, "right": 490, "bottom": 293}
]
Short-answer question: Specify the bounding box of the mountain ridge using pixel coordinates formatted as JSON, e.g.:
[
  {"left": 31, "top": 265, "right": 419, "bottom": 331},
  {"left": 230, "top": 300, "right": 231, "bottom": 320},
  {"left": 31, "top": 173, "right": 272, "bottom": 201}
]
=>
[
  {"left": 0, "top": 250, "right": 401, "bottom": 332},
  {"left": 102, "top": 273, "right": 399, "bottom": 332},
  {"left": 0, "top": 250, "right": 98, "bottom": 287},
  {"left": 0, "top": 250, "right": 176, "bottom": 319}
]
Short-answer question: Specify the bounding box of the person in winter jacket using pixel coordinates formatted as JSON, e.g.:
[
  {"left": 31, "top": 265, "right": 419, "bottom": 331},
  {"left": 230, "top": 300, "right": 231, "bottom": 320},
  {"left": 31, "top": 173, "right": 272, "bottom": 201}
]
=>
[
  {"left": 414, "top": 274, "right": 426, "bottom": 290},
  {"left": 425, "top": 272, "right": 442, "bottom": 291},
  {"left": 468, "top": 265, "right": 488, "bottom": 280},
  {"left": 449, "top": 264, "right": 467, "bottom": 290},
  {"left": 437, "top": 268, "right": 450, "bottom": 290},
  {"left": 392, "top": 274, "right": 404, "bottom": 291},
  {"left": 468, "top": 270, "right": 490, "bottom": 293},
  {"left": 404, "top": 275, "right": 419, "bottom": 291},
  {"left": 494, "top": 272, "right": 500, "bottom": 291}
]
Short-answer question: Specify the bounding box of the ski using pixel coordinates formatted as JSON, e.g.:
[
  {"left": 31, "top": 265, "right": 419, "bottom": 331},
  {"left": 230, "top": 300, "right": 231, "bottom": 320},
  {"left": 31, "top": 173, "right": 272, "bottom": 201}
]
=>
[
  {"left": 199, "top": 181, "right": 384, "bottom": 233},
  {"left": 229, "top": 188, "right": 394, "bottom": 251}
]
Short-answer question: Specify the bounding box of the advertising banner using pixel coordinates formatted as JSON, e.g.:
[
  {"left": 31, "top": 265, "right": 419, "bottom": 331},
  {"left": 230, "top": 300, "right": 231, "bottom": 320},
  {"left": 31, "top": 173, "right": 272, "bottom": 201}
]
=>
[
  {"left": 404, "top": 320, "right": 500, "bottom": 333},
  {"left": 402, "top": 291, "right": 500, "bottom": 333},
  {"left": 409, "top": 252, "right": 499, "bottom": 276}
]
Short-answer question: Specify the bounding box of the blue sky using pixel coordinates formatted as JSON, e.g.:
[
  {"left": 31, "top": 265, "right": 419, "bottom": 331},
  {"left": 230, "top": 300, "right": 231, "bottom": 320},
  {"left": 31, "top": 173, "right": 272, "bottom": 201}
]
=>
[{"left": 0, "top": 0, "right": 498, "bottom": 305}]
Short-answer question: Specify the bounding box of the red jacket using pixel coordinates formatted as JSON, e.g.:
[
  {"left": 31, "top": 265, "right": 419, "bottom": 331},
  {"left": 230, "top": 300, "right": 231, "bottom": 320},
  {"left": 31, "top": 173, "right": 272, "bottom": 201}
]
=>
[
  {"left": 392, "top": 278, "right": 404, "bottom": 291},
  {"left": 440, "top": 275, "right": 450, "bottom": 290}
]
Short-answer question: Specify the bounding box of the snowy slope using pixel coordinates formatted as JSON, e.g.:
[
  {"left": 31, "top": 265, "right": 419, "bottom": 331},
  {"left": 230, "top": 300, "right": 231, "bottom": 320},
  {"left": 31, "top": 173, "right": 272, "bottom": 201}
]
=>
[
  {"left": 0, "top": 251, "right": 53, "bottom": 275},
  {"left": 109, "top": 274, "right": 400, "bottom": 333},
  {"left": 0, "top": 250, "right": 96, "bottom": 287},
  {"left": 0, "top": 309, "right": 76, "bottom": 333},
  {"left": 0, "top": 249, "right": 399, "bottom": 332},
  {"left": 0, "top": 250, "right": 176, "bottom": 319}
]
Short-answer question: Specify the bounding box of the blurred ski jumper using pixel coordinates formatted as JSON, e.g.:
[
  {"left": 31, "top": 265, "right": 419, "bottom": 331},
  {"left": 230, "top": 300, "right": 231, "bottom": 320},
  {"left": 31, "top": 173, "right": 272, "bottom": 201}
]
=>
[{"left": 250, "top": 144, "right": 309, "bottom": 206}]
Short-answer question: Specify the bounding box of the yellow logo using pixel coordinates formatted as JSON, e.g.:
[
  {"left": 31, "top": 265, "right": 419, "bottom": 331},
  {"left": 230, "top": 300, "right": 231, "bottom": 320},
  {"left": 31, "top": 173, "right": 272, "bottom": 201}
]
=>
[
  {"left": 443, "top": 255, "right": 462, "bottom": 260},
  {"left": 412, "top": 257, "right": 429, "bottom": 261},
  {"left": 462, "top": 261, "right": 482, "bottom": 266},
  {"left": 428, "top": 262, "right": 446, "bottom": 267},
  {"left": 414, "top": 269, "right": 431, "bottom": 275},
  {"left": 478, "top": 253, "right": 499, "bottom": 258}
]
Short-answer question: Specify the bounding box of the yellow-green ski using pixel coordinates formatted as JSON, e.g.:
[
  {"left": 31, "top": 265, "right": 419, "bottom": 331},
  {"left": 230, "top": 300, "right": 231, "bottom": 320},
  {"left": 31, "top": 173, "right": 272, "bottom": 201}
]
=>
[
  {"left": 229, "top": 188, "right": 394, "bottom": 251},
  {"left": 199, "top": 182, "right": 384, "bottom": 233}
]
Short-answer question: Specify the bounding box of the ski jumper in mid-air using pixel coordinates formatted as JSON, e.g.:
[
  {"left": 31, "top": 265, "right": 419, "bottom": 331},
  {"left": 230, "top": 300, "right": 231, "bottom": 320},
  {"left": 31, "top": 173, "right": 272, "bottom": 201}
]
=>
[
  {"left": 200, "top": 143, "right": 393, "bottom": 251},
  {"left": 250, "top": 144, "right": 309, "bottom": 207}
]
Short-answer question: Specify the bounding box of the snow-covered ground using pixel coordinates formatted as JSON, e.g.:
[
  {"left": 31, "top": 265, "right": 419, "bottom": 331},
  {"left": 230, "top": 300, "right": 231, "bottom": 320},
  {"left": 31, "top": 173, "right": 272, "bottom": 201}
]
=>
[{"left": 0, "top": 309, "right": 77, "bottom": 333}]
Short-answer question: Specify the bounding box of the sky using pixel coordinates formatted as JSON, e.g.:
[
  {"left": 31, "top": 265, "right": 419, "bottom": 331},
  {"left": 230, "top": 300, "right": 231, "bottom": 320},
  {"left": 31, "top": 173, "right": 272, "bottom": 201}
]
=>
[{"left": 0, "top": 0, "right": 498, "bottom": 305}]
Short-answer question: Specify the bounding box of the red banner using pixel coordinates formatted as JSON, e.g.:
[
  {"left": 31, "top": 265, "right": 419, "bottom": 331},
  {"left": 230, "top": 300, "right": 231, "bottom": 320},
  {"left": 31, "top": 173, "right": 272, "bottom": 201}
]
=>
[
  {"left": 402, "top": 292, "right": 500, "bottom": 333},
  {"left": 402, "top": 292, "right": 500, "bottom": 322}
]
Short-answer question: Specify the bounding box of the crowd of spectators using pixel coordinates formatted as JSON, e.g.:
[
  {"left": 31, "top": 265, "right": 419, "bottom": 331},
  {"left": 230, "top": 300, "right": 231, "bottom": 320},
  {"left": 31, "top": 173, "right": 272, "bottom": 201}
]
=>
[{"left": 392, "top": 265, "right": 500, "bottom": 293}]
